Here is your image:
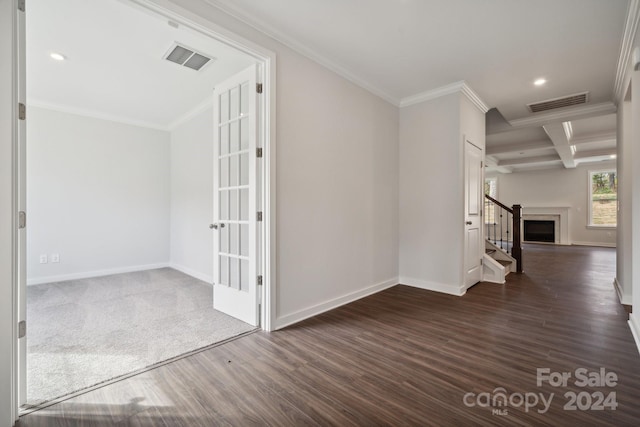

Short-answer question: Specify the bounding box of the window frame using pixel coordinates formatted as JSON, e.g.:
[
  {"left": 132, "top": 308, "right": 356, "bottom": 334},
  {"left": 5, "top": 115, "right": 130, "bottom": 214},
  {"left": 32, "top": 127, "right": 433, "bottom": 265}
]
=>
[{"left": 587, "top": 169, "right": 617, "bottom": 229}]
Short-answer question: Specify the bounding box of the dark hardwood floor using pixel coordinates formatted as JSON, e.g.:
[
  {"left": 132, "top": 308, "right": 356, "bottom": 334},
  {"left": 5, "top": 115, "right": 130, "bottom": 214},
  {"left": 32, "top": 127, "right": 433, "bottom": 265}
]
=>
[{"left": 18, "top": 244, "right": 640, "bottom": 426}]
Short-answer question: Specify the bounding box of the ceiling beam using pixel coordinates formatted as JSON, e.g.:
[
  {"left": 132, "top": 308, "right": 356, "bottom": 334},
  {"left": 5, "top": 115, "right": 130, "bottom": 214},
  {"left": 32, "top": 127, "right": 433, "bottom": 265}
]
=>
[
  {"left": 488, "top": 102, "right": 617, "bottom": 135},
  {"left": 486, "top": 139, "right": 554, "bottom": 156},
  {"left": 509, "top": 102, "right": 617, "bottom": 129},
  {"left": 498, "top": 154, "right": 561, "bottom": 166},
  {"left": 571, "top": 131, "right": 616, "bottom": 146},
  {"left": 574, "top": 148, "right": 617, "bottom": 159},
  {"left": 543, "top": 122, "right": 576, "bottom": 168},
  {"left": 485, "top": 156, "right": 513, "bottom": 173}
]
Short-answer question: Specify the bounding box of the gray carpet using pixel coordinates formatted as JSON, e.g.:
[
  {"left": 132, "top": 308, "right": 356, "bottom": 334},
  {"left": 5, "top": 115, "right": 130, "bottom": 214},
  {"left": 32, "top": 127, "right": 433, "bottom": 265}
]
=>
[{"left": 26, "top": 268, "right": 255, "bottom": 406}]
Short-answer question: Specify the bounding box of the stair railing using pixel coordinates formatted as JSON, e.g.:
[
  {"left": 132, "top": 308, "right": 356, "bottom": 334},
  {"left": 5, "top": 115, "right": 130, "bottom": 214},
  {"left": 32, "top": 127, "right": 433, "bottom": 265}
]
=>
[{"left": 484, "top": 195, "right": 522, "bottom": 273}]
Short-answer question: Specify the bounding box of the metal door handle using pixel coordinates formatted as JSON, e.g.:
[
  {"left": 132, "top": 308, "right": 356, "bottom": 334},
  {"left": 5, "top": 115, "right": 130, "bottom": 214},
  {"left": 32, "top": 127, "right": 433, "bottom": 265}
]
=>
[
  {"left": 466, "top": 221, "right": 472, "bottom": 225},
  {"left": 209, "top": 223, "right": 226, "bottom": 230},
  {"left": 219, "top": 223, "right": 225, "bottom": 228}
]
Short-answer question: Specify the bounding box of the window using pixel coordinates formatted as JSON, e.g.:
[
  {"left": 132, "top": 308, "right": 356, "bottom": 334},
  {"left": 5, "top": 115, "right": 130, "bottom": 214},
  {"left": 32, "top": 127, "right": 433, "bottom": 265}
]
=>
[
  {"left": 484, "top": 177, "right": 497, "bottom": 224},
  {"left": 588, "top": 170, "right": 617, "bottom": 227},
  {"left": 485, "top": 177, "right": 497, "bottom": 198}
]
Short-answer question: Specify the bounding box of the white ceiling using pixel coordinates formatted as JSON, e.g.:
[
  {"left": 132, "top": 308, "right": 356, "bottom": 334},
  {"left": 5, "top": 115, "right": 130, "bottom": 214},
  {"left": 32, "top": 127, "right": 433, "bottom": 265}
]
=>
[
  {"left": 27, "top": 0, "right": 256, "bottom": 130},
  {"left": 28, "top": 0, "right": 631, "bottom": 170},
  {"left": 206, "top": 0, "right": 630, "bottom": 173}
]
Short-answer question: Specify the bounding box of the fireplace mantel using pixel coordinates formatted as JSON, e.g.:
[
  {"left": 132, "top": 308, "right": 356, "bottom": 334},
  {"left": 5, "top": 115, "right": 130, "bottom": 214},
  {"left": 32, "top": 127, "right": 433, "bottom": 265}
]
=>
[{"left": 522, "top": 207, "right": 570, "bottom": 245}]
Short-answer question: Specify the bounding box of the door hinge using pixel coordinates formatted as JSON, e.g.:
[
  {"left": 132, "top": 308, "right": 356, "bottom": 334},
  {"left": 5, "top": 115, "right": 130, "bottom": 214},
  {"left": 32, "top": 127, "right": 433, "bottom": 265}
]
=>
[
  {"left": 18, "top": 0, "right": 25, "bottom": 12},
  {"left": 18, "top": 211, "right": 26, "bottom": 229},
  {"left": 18, "top": 320, "right": 26, "bottom": 338},
  {"left": 256, "top": 147, "right": 263, "bottom": 158},
  {"left": 257, "top": 275, "right": 263, "bottom": 286},
  {"left": 257, "top": 211, "right": 263, "bottom": 222},
  {"left": 18, "top": 103, "right": 26, "bottom": 121},
  {"left": 256, "top": 83, "right": 263, "bottom": 94},
  {"left": 481, "top": 161, "right": 483, "bottom": 168}
]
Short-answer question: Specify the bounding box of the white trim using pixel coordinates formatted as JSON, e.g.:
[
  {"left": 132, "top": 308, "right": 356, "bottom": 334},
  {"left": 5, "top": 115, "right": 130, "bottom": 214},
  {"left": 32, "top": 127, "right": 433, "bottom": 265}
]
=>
[
  {"left": 27, "top": 99, "right": 170, "bottom": 132},
  {"left": 399, "top": 81, "right": 489, "bottom": 112},
  {"left": 274, "top": 278, "right": 398, "bottom": 330},
  {"left": 169, "top": 263, "right": 213, "bottom": 284},
  {"left": 460, "top": 82, "right": 490, "bottom": 113},
  {"left": 26, "top": 262, "right": 170, "bottom": 286},
  {"left": 629, "top": 313, "right": 640, "bottom": 356},
  {"left": 508, "top": 102, "right": 617, "bottom": 128},
  {"left": 202, "top": 0, "right": 399, "bottom": 106},
  {"left": 614, "top": 277, "right": 632, "bottom": 305},
  {"left": 167, "top": 97, "right": 213, "bottom": 130},
  {"left": 399, "top": 276, "right": 467, "bottom": 296},
  {"left": 614, "top": 0, "right": 640, "bottom": 102}
]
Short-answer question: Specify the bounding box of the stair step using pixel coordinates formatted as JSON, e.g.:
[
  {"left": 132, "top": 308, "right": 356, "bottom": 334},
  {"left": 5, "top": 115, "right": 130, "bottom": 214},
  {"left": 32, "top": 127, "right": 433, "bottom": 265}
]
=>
[
  {"left": 496, "top": 259, "right": 511, "bottom": 266},
  {"left": 485, "top": 249, "right": 497, "bottom": 255}
]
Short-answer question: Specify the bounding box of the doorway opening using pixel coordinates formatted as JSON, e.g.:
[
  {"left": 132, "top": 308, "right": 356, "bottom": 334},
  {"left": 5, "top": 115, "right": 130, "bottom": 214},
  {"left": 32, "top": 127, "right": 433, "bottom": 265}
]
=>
[{"left": 18, "top": 0, "right": 274, "bottom": 412}]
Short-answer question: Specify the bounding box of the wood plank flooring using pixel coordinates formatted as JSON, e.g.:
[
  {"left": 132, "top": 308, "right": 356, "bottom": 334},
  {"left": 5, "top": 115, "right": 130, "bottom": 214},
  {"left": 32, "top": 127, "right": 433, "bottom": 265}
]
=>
[{"left": 18, "top": 244, "right": 640, "bottom": 426}]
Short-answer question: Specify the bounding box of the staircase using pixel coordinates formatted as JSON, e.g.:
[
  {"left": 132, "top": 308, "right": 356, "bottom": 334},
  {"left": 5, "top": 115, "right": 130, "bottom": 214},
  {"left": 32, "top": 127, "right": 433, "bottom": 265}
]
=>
[{"left": 483, "top": 195, "right": 523, "bottom": 284}]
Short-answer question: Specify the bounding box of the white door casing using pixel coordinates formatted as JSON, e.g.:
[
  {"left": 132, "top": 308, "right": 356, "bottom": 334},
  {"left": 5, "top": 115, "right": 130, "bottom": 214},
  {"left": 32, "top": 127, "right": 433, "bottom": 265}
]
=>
[
  {"left": 17, "top": 0, "right": 27, "bottom": 408},
  {"left": 212, "top": 64, "right": 260, "bottom": 327},
  {"left": 464, "top": 139, "right": 483, "bottom": 287}
]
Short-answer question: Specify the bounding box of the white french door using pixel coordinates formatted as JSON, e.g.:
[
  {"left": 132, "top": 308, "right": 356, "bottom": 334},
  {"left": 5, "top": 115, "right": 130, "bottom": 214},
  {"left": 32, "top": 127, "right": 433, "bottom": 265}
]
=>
[{"left": 212, "top": 65, "right": 260, "bottom": 326}]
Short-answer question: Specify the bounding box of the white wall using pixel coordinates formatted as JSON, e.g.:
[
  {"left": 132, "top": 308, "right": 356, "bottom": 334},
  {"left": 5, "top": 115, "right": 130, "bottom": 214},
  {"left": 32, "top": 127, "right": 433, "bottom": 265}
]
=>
[
  {"left": 488, "top": 161, "right": 618, "bottom": 248},
  {"left": 152, "top": 0, "right": 400, "bottom": 328},
  {"left": 26, "top": 107, "right": 171, "bottom": 284},
  {"left": 617, "top": 88, "right": 632, "bottom": 304},
  {"left": 1, "top": 0, "right": 16, "bottom": 423},
  {"left": 169, "top": 106, "right": 214, "bottom": 283},
  {"left": 631, "top": 69, "right": 640, "bottom": 348},
  {"left": 399, "top": 93, "right": 464, "bottom": 294}
]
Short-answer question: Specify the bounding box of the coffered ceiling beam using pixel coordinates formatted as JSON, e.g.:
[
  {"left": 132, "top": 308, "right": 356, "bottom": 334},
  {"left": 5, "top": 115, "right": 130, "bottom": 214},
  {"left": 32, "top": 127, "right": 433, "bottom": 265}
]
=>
[
  {"left": 543, "top": 122, "right": 576, "bottom": 168},
  {"left": 486, "top": 139, "right": 554, "bottom": 156},
  {"left": 498, "top": 154, "right": 561, "bottom": 167}
]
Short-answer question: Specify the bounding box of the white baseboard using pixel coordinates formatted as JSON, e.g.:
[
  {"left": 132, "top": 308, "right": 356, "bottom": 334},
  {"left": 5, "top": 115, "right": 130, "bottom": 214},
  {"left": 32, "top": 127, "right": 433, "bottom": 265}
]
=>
[
  {"left": 628, "top": 313, "right": 640, "bottom": 356},
  {"left": 27, "top": 262, "right": 170, "bottom": 285},
  {"left": 169, "top": 263, "right": 213, "bottom": 284},
  {"left": 274, "top": 277, "right": 398, "bottom": 330},
  {"left": 613, "top": 277, "right": 632, "bottom": 305},
  {"left": 399, "top": 276, "right": 466, "bottom": 296},
  {"left": 572, "top": 241, "right": 616, "bottom": 248}
]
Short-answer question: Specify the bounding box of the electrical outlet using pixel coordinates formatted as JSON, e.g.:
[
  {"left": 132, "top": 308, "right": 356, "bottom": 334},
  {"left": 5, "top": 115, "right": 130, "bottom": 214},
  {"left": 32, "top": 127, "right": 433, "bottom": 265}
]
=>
[
  {"left": 51, "top": 253, "right": 60, "bottom": 263},
  {"left": 39, "top": 254, "right": 48, "bottom": 264}
]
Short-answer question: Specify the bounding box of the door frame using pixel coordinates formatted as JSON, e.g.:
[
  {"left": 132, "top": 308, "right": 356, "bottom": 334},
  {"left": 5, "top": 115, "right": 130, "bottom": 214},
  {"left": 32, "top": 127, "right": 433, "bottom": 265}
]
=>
[
  {"left": 10, "top": 0, "right": 277, "bottom": 418},
  {"left": 463, "top": 137, "right": 484, "bottom": 288}
]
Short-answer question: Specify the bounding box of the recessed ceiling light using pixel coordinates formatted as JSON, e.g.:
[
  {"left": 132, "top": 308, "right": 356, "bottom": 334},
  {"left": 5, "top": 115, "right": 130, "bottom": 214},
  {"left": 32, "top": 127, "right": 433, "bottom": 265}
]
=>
[
  {"left": 50, "top": 52, "right": 66, "bottom": 61},
  {"left": 610, "top": 154, "right": 617, "bottom": 159},
  {"left": 534, "top": 78, "right": 547, "bottom": 86}
]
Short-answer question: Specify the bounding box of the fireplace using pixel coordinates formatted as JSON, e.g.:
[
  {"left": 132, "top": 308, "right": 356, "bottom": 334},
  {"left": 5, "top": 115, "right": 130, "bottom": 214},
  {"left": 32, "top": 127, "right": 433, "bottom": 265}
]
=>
[{"left": 524, "top": 220, "right": 555, "bottom": 243}]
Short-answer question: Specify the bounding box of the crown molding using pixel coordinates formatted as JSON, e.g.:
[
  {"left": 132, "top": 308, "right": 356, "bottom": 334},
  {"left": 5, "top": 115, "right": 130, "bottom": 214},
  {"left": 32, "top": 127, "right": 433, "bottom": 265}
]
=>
[
  {"left": 508, "top": 102, "right": 617, "bottom": 129},
  {"left": 614, "top": 0, "right": 640, "bottom": 102},
  {"left": 168, "top": 97, "right": 213, "bottom": 130},
  {"left": 460, "top": 83, "right": 490, "bottom": 113},
  {"left": 203, "top": 0, "right": 400, "bottom": 106},
  {"left": 400, "top": 81, "right": 464, "bottom": 108},
  {"left": 27, "top": 99, "right": 170, "bottom": 131},
  {"left": 399, "top": 80, "right": 489, "bottom": 113}
]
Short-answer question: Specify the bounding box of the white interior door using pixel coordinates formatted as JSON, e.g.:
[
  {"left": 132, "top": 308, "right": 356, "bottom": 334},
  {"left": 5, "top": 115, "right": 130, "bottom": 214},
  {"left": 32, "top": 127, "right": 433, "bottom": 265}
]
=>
[
  {"left": 212, "top": 65, "right": 259, "bottom": 326},
  {"left": 464, "top": 139, "right": 483, "bottom": 287}
]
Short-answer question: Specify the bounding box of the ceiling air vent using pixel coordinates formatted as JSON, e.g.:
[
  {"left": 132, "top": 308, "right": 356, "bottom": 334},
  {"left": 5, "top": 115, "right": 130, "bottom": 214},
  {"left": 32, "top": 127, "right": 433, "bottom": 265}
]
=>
[
  {"left": 164, "top": 43, "right": 215, "bottom": 71},
  {"left": 527, "top": 92, "right": 589, "bottom": 113}
]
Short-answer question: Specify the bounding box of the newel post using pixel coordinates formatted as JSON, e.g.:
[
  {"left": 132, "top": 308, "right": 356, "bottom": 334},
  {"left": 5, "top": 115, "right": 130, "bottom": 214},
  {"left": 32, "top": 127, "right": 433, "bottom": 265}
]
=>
[{"left": 512, "top": 204, "right": 523, "bottom": 273}]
